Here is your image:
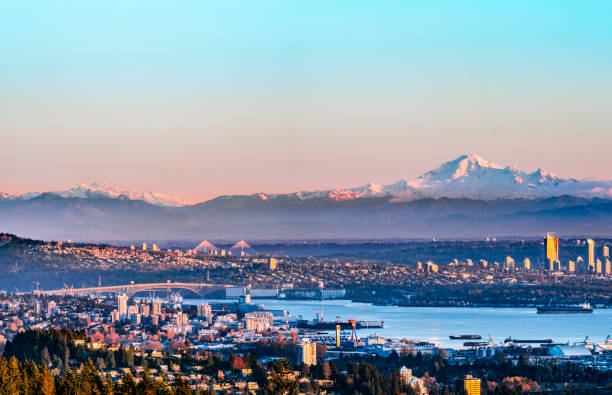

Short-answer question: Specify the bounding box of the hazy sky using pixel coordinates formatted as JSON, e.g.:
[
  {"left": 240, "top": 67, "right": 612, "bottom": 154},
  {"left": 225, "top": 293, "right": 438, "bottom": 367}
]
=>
[{"left": 2, "top": 1, "right": 611, "bottom": 201}]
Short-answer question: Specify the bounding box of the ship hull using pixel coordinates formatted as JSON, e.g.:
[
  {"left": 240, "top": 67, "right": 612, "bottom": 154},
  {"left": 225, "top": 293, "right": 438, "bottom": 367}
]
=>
[
  {"left": 297, "top": 320, "right": 384, "bottom": 330},
  {"left": 450, "top": 335, "right": 482, "bottom": 340},
  {"left": 537, "top": 310, "right": 592, "bottom": 314}
]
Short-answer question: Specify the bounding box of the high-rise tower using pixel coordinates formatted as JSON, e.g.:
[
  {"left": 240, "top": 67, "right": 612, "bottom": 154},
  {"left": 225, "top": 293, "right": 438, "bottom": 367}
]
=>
[
  {"left": 117, "top": 294, "right": 128, "bottom": 319},
  {"left": 587, "top": 239, "right": 595, "bottom": 271},
  {"left": 545, "top": 233, "right": 559, "bottom": 270}
]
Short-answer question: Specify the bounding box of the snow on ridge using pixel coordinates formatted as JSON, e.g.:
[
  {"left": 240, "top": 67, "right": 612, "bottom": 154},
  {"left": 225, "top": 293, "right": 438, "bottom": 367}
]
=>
[
  {"left": 3, "top": 181, "right": 195, "bottom": 207},
  {"left": 2, "top": 155, "right": 612, "bottom": 205}
]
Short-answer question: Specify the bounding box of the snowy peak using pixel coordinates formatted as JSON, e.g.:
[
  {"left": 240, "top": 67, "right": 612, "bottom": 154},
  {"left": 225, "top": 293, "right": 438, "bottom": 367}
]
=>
[
  {"left": 279, "top": 154, "right": 609, "bottom": 201},
  {"left": 327, "top": 182, "right": 386, "bottom": 201},
  {"left": 55, "top": 181, "right": 195, "bottom": 207},
  {"left": 56, "top": 181, "right": 131, "bottom": 200},
  {"left": 409, "top": 154, "right": 596, "bottom": 199},
  {"left": 415, "top": 154, "right": 567, "bottom": 188},
  {"left": 3, "top": 182, "right": 194, "bottom": 207},
  {"left": 419, "top": 154, "right": 504, "bottom": 182}
]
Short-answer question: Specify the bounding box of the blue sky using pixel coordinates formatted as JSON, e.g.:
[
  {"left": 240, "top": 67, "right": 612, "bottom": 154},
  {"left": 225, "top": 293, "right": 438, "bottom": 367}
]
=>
[{"left": 2, "top": 1, "right": 611, "bottom": 199}]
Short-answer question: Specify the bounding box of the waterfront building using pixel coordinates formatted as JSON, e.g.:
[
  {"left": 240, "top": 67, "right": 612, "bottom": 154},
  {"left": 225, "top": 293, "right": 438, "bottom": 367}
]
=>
[
  {"left": 587, "top": 239, "right": 595, "bottom": 271},
  {"left": 546, "top": 233, "right": 559, "bottom": 270},
  {"left": 297, "top": 339, "right": 317, "bottom": 366},
  {"left": 321, "top": 289, "right": 346, "bottom": 299},
  {"left": 239, "top": 294, "right": 251, "bottom": 305},
  {"left": 249, "top": 289, "right": 279, "bottom": 298},
  {"left": 549, "top": 345, "right": 592, "bottom": 357},
  {"left": 226, "top": 286, "right": 246, "bottom": 298}
]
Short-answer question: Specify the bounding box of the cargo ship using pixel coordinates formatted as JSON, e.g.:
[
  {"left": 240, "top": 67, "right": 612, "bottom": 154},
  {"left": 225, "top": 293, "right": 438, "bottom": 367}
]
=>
[
  {"left": 463, "top": 341, "right": 489, "bottom": 347},
  {"left": 504, "top": 337, "right": 553, "bottom": 344},
  {"left": 536, "top": 303, "right": 593, "bottom": 314},
  {"left": 450, "top": 334, "right": 482, "bottom": 340}
]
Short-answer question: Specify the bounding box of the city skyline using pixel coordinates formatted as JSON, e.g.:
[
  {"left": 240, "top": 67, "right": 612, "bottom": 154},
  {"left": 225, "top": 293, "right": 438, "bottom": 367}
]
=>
[{"left": 2, "top": 1, "right": 612, "bottom": 201}]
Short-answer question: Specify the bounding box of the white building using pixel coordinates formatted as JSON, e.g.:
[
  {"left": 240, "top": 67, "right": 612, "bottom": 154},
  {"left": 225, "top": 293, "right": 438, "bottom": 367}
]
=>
[
  {"left": 226, "top": 287, "right": 246, "bottom": 298},
  {"left": 549, "top": 345, "right": 592, "bottom": 358},
  {"left": 320, "top": 289, "right": 346, "bottom": 299},
  {"left": 117, "top": 294, "right": 129, "bottom": 319},
  {"left": 297, "top": 340, "right": 317, "bottom": 366}
]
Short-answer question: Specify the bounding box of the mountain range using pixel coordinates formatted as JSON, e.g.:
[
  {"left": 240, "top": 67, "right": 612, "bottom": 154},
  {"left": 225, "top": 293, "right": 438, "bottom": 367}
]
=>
[{"left": 2, "top": 154, "right": 612, "bottom": 241}]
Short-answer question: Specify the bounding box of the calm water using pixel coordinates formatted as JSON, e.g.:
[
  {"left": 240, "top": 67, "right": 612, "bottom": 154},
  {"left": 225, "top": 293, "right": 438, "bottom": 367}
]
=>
[{"left": 183, "top": 298, "right": 612, "bottom": 348}]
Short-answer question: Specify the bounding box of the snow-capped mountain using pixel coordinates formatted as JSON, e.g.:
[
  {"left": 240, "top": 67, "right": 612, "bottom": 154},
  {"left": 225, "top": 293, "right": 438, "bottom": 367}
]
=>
[
  {"left": 404, "top": 154, "right": 607, "bottom": 200},
  {"left": 2, "top": 155, "right": 612, "bottom": 208},
  {"left": 218, "top": 154, "right": 612, "bottom": 203},
  {"left": 2, "top": 156, "right": 612, "bottom": 240},
  {"left": 1, "top": 181, "right": 194, "bottom": 207}
]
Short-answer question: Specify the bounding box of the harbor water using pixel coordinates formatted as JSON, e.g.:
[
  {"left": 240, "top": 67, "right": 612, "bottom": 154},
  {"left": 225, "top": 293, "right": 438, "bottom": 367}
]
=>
[{"left": 184, "top": 298, "right": 612, "bottom": 348}]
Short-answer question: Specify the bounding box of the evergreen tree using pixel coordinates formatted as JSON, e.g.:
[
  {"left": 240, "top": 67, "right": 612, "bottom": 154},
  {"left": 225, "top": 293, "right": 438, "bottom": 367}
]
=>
[
  {"left": 264, "top": 359, "right": 298, "bottom": 395},
  {"left": 119, "top": 372, "right": 137, "bottom": 395},
  {"left": 22, "top": 360, "right": 40, "bottom": 394},
  {"left": 173, "top": 375, "right": 193, "bottom": 395},
  {"left": 153, "top": 372, "right": 172, "bottom": 395},
  {"left": 136, "top": 370, "right": 155, "bottom": 395},
  {"left": 105, "top": 352, "right": 117, "bottom": 370},
  {"left": 104, "top": 374, "right": 116, "bottom": 395},
  {"left": 81, "top": 358, "right": 105, "bottom": 394},
  {"left": 0, "top": 358, "right": 10, "bottom": 394},
  {"left": 58, "top": 367, "right": 79, "bottom": 395},
  {"left": 39, "top": 363, "right": 55, "bottom": 395},
  {"left": 8, "top": 357, "right": 22, "bottom": 394}
]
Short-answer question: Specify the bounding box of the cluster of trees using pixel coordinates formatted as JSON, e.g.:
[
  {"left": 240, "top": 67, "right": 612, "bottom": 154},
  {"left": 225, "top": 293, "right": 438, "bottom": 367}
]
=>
[
  {"left": 3, "top": 328, "right": 162, "bottom": 373},
  {"left": 5, "top": 328, "right": 612, "bottom": 394},
  {"left": 0, "top": 356, "right": 200, "bottom": 395},
  {"left": 4, "top": 327, "right": 88, "bottom": 364}
]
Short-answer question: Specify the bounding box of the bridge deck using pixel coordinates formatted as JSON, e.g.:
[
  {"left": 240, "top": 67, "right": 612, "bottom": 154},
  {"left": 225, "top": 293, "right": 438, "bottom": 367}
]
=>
[{"left": 24, "top": 282, "right": 234, "bottom": 296}]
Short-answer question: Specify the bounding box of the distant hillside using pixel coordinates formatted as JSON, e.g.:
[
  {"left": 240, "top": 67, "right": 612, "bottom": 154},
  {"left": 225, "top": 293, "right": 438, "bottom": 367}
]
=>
[{"left": 0, "top": 194, "right": 611, "bottom": 241}]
